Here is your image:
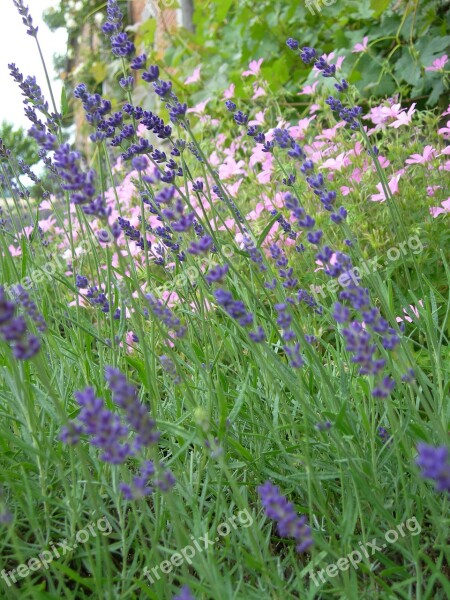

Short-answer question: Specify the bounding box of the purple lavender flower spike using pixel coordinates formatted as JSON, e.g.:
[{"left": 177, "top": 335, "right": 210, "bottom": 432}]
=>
[
  {"left": 258, "top": 481, "right": 313, "bottom": 553},
  {"left": 105, "top": 367, "right": 161, "bottom": 451},
  {"left": 416, "top": 444, "right": 450, "bottom": 493}
]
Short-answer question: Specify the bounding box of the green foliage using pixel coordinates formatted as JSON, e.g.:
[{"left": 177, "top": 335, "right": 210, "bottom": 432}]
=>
[
  {"left": 161, "top": 0, "right": 449, "bottom": 109},
  {"left": 0, "top": 121, "right": 40, "bottom": 167}
]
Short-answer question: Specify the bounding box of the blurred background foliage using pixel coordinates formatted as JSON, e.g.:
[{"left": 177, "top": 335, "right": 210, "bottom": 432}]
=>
[{"left": 41, "top": 0, "right": 449, "bottom": 115}]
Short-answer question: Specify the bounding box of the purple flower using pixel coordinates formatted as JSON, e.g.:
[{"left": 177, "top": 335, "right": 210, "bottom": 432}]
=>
[
  {"left": 142, "top": 65, "right": 160, "bottom": 82},
  {"left": 316, "top": 421, "right": 332, "bottom": 431},
  {"left": 372, "top": 376, "right": 396, "bottom": 398},
  {"left": 72, "top": 387, "right": 131, "bottom": 464},
  {"left": 416, "top": 444, "right": 450, "bottom": 493},
  {"left": 153, "top": 80, "right": 173, "bottom": 99},
  {"left": 0, "top": 286, "right": 44, "bottom": 360},
  {"left": 13, "top": 0, "right": 38, "bottom": 36},
  {"left": 187, "top": 236, "right": 213, "bottom": 255},
  {"left": 205, "top": 264, "right": 229, "bottom": 284},
  {"left": 59, "top": 421, "right": 84, "bottom": 445},
  {"left": 105, "top": 367, "right": 161, "bottom": 451},
  {"left": 249, "top": 326, "right": 266, "bottom": 343},
  {"left": 258, "top": 481, "right": 313, "bottom": 553},
  {"left": 111, "top": 32, "right": 135, "bottom": 57},
  {"left": 234, "top": 111, "right": 248, "bottom": 125},
  {"left": 378, "top": 426, "right": 392, "bottom": 445},
  {"left": 173, "top": 585, "right": 195, "bottom": 600},
  {"left": 131, "top": 155, "right": 149, "bottom": 171},
  {"left": 225, "top": 100, "right": 236, "bottom": 112},
  {"left": 160, "top": 355, "right": 181, "bottom": 384},
  {"left": 76, "top": 275, "right": 89, "bottom": 288},
  {"left": 286, "top": 38, "right": 299, "bottom": 50},
  {"left": 299, "top": 47, "right": 317, "bottom": 64},
  {"left": 119, "top": 76, "right": 134, "bottom": 90},
  {"left": 131, "top": 54, "right": 147, "bottom": 70},
  {"left": 146, "top": 294, "right": 187, "bottom": 338}
]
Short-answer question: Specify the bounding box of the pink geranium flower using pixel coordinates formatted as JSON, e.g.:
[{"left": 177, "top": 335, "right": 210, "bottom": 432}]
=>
[
  {"left": 405, "top": 145, "right": 436, "bottom": 165},
  {"left": 319, "top": 152, "right": 351, "bottom": 172},
  {"left": 248, "top": 110, "right": 266, "bottom": 127},
  {"left": 396, "top": 301, "right": 423, "bottom": 323},
  {"left": 438, "top": 120, "right": 450, "bottom": 138},
  {"left": 218, "top": 156, "right": 246, "bottom": 180},
  {"left": 425, "top": 54, "right": 448, "bottom": 72},
  {"left": 186, "top": 99, "right": 210, "bottom": 115},
  {"left": 389, "top": 103, "right": 416, "bottom": 128},
  {"left": 223, "top": 83, "right": 235, "bottom": 99},
  {"left": 299, "top": 81, "right": 319, "bottom": 95},
  {"left": 353, "top": 36, "right": 369, "bottom": 53},
  {"left": 252, "top": 82, "right": 266, "bottom": 99},
  {"left": 289, "top": 116, "right": 315, "bottom": 139},
  {"left": 430, "top": 197, "right": 450, "bottom": 217},
  {"left": 242, "top": 58, "right": 263, "bottom": 77},
  {"left": 370, "top": 171, "right": 404, "bottom": 202},
  {"left": 427, "top": 185, "right": 441, "bottom": 196},
  {"left": 185, "top": 66, "right": 201, "bottom": 84}
]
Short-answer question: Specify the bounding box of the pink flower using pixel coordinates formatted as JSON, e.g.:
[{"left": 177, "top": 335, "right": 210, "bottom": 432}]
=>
[
  {"left": 185, "top": 66, "right": 201, "bottom": 84},
  {"left": 242, "top": 58, "right": 263, "bottom": 77},
  {"left": 438, "top": 120, "right": 450, "bottom": 138},
  {"left": 405, "top": 145, "right": 436, "bottom": 165},
  {"left": 248, "top": 110, "right": 266, "bottom": 127},
  {"left": 39, "top": 199, "right": 53, "bottom": 210},
  {"left": 396, "top": 301, "right": 423, "bottom": 323},
  {"left": 186, "top": 99, "right": 210, "bottom": 115},
  {"left": 218, "top": 156, "right": 246, "bottom": 180},
  {"left": 252, "top": 83, "right": 266, "bottom": 99},
  {"left": 246, "top": 202, "right": 266, "bottom": 221},
  {"left": 430, "top": 197, "right": 450, "bottom": 217},
  {"left": 389, "top": 103, "right": 416, "bottom": 128},
  {"left": 289, "top": 116, "right": 315, "bottom": 139},
  {"left": 9, "top": 245, "right": 22, "bottom": 257},
  {"left": 227, "top": 179, "right": 243, "bottom": 198},
  {"left": 370, "top": 171, "right": 403, "bottom": 202},
  {"left": 299, "top": 81, "right": 319, "bottom": 95},
  {"left": 425, "top": 54, "right": 448, "bottom": 72},
  {"left": 427, "top": 185, "right": 441, "bottom": 196},
  {"left": 442, "top": 105, "right": 450, "bottom": 117},
  {"left": 353, "top": 36, "right": 369, "bottom": 53},
  {"left": 257, "top": 168, "right": 273, "bottom": 184},
  {"left": 319, "top": 152, "right": 351, "bottom": 172},
  {"left": 223, "top": 83, "right": 235, "bottom": 99},
  {"left": 315, "top": 121, "right": 345, "bottom": 141}
]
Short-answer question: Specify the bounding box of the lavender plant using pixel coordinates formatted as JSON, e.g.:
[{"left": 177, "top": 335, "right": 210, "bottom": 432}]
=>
[{"left": 0, "top": 2, "right": 449, "bottom": 599}]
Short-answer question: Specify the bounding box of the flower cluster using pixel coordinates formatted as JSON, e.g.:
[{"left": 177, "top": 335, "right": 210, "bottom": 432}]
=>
[
  {"left": 13, "top": 0, "right": 38, "bottom": 37},
  {"left": 60, "top": 367, "right": 175, "bottom": 499},
  {"left": 0, "top": 286, "right": 44, "bottom": 360},
  {"left": 214, "top": 288, "right": 265, "bottom": 342},
  {"left": 146, "top": 294, "right": 187, "bottom": 338},
  {"left": 258, "top": 481, "right": 313, "bottom": 553},
  {"left": 102, "top": 0, "right": 135, "bottom": 58}
]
